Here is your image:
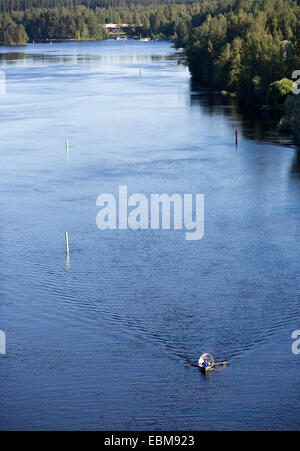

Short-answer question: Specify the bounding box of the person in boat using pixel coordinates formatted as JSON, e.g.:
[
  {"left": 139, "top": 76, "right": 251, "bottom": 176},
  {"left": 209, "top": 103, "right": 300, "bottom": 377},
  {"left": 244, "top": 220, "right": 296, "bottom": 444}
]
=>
[
  {"left": 198, "top": 353, "right": 214, "bottom": 368},
  {"left": 202, "top": 359, "right": 210, "bottom": 368}
]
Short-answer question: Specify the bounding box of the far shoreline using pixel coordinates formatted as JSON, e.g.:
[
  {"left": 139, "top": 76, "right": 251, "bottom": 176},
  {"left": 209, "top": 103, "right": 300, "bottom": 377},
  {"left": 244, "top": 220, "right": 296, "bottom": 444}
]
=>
[{"left": 0, "top": 37, "right": 175, "bottom": 48}]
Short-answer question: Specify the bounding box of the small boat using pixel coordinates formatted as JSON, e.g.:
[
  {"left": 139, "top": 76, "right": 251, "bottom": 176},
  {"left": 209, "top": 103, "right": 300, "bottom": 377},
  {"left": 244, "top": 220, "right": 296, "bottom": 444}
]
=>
[
  {"left": 184, "top": 354, "right": 228, "bottom": 372},
  {"left": 198, "top": 353, "right": 214, "bottom": 373}
]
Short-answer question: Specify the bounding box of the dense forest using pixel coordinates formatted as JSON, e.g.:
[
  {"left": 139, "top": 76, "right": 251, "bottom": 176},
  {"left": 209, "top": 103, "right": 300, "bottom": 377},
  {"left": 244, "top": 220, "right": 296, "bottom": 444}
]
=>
[
  {"left": 0, "top": 0, "right": 299, "bottom": 140},
  {"left": 0, "top": 1, "right": 200, "bottom": 43},
  {"left": 0, "top": 0, "right": 194, "bottom": 11},
  {"left": 181, "top": 0, "right": 299, "bottom": 105}
]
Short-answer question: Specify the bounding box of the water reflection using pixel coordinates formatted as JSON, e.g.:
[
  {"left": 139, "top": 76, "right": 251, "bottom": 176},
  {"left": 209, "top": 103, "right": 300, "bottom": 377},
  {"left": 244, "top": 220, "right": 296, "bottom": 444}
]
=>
[
  {"left": 0, "top": 43, "right": 178, "bottom": 68},
  {"left": 291, "top": 149, "right": 300, "bottom": 175},
  {"left": 190, "top": 81, "right": 294, "bottom": 146},
  {"left": 0, "top": 52, "right": 26, "bottom": 62}
]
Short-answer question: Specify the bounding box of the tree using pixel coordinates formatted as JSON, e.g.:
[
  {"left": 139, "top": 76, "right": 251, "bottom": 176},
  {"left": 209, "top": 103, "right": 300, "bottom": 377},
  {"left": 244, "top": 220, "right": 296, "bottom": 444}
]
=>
[{"left": 266, "top": 78, "right": 293, "bottom": 107}]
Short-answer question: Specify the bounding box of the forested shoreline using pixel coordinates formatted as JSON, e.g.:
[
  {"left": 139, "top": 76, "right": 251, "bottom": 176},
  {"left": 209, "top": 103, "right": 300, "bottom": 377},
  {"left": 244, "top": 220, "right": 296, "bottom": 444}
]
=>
[
  {"left": 182, "top": 1, "right": 299, "bottom": 105},
  {"left": 0, "top": 0, "right": 299, "bottom": 141},
  {"left": 0, "top": 1, "right": 198, "bottom": 44}
]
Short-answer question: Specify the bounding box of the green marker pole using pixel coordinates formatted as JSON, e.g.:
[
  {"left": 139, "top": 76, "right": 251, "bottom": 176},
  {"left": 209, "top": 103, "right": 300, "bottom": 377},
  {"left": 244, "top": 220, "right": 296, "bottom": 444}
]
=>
[{"left": 65, "top": 232, "right": 69, "bottom": 259}]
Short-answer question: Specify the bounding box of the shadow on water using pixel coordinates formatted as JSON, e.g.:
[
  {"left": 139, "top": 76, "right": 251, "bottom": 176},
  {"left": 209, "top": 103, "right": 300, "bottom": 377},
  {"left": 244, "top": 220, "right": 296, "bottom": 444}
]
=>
[
  {"left": 291, "top": 149, "right": 300, "bottom": 175},
  {"left": 189, "top": 80, "right": 295, "bottom": 147}
]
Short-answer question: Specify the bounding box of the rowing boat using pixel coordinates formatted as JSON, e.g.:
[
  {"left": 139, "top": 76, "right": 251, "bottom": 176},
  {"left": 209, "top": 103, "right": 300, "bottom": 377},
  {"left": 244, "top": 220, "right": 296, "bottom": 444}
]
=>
[
  {"left": 198, "top": 353, "right": 214, "bottom": 373},
  {"left": 199, "top": 363, "right": 214, "bottom": 373},
  {"left": 184, "top": 354, "right": 228, "bottom": 372}
]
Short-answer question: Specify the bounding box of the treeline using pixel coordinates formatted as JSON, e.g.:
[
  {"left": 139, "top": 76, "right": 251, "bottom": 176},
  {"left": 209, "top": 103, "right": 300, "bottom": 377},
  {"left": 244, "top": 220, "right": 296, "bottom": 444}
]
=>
[
  {"left": 8, "top": 7, "right": 109, "bottom": 41},
  {"left": 176, "top": 0, "right": 299, "bottom": 107},
  {"left": 0, "top": 7, "right": 111, "bottom": 42},
  {"left": 0, "top": 1, "right": 200, "bottom": 44},
  {"left": 0, "top": 0, "right": 196, "bottom": 13},
  {"left": 0, "top": 13, "right": 28, "bottom": 45}
]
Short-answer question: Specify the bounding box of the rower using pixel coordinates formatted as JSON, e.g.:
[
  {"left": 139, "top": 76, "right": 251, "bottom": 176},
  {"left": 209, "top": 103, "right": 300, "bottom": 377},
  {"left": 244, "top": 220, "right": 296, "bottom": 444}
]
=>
[{"left": 202, "top": 359, "right": 210, "bottom": 368}]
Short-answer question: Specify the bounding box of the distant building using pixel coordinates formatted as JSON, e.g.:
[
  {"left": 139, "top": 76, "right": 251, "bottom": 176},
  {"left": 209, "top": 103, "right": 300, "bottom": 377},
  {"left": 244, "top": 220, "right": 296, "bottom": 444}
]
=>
[{"left": 103, "top": 24, "right": 136, "bottom": 33}]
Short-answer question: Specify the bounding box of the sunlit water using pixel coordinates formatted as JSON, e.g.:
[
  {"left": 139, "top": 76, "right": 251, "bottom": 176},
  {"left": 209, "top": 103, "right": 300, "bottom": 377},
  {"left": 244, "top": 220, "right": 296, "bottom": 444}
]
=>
[{"left": 0, "top": 40, "right": 299, "bottom": 431}]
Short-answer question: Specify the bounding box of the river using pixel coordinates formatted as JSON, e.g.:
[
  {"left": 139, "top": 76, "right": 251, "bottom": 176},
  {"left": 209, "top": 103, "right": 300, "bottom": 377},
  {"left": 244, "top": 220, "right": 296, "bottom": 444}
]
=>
[{"left": 0, "top": 40, "right": 299, "bottom": 431}]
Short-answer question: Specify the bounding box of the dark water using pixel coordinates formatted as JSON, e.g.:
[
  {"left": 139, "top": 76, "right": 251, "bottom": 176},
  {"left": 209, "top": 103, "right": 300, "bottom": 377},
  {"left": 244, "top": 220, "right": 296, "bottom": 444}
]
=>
[{"left": 0, "top": 40, "right": 299, "bottom": 431}]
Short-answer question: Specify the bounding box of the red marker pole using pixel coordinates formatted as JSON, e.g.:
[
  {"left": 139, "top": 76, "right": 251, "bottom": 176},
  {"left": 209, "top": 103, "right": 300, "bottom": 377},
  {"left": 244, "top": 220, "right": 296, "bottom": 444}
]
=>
[{"left": 235, "top": 130, "right": 238, "bottom": 145}]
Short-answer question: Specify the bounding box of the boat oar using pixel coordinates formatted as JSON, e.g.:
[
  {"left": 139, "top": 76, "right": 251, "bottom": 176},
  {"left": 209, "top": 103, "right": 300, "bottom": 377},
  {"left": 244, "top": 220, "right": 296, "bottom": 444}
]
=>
[{"left": 184, "top": 361, "right": 228, "bottom": 368}]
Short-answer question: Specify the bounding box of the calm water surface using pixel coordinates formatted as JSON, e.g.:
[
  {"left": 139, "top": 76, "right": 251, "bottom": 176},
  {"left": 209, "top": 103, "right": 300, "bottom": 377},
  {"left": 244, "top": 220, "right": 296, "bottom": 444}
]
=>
[{"left": 0, "top": 40, "right": 300, "bottom": 431}]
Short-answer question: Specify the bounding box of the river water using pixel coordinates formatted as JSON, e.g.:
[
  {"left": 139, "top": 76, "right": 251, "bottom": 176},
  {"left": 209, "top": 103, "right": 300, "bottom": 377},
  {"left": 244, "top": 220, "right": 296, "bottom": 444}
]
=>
[{"left": 0, "top": 40, "right": 299, "bottom": 431}]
